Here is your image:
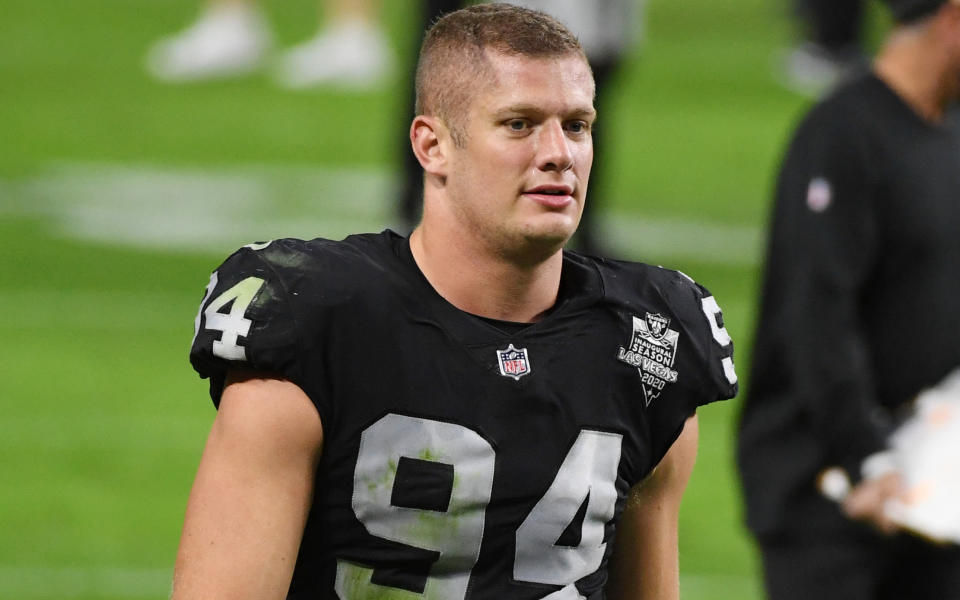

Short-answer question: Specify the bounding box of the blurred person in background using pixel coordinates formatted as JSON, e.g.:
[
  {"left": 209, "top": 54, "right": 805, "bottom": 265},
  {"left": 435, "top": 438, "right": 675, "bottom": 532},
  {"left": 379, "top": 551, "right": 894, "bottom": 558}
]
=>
[
  {"left": 173, "top": 4, "right": 737, "bottom": 598},
  {"left": 145, "top": 0, "right": 393, "bottom": 89},
  {"left": 399, "top": 0, "right": 643, "bottom": 257},
  {"left": 739, "top": 0, "right": 960, "bottom": 598},
  {"left": 396, "top": 0, "right": 464, "bottom": 233},
  {"left": 779, "top": 0, "right": 870, "bottom": 96}
]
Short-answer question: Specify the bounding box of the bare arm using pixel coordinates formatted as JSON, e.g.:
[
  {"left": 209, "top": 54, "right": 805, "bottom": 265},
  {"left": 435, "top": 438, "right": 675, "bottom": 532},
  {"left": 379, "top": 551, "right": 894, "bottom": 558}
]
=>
[
  {"left": 606, "top": 415, "right": 699, "bottom": 600},
  {"left": 172, "top": 372, "right": 324, "bottom": 600}
]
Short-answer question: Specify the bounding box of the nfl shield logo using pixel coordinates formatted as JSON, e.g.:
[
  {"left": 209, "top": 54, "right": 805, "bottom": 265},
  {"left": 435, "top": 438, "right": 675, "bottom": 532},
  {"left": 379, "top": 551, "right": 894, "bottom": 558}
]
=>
[{"left": 496, "top": 343, "right": 531, "bottom": 381}]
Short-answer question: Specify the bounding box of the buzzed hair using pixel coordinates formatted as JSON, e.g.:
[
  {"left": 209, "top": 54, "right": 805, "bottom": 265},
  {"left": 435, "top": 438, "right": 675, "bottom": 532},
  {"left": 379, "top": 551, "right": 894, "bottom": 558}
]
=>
[{"left": 415, "top": 3, "right": 589, "bottom": 146}]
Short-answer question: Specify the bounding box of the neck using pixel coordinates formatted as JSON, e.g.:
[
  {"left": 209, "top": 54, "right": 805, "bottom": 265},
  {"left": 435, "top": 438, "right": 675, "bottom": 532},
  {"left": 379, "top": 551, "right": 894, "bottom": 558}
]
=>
[
  {"left": 873, "top": 23, "right": 951, "bottom": 123},
  {"left": 409, "top": 224, "right": 564, "bottom": 323}
]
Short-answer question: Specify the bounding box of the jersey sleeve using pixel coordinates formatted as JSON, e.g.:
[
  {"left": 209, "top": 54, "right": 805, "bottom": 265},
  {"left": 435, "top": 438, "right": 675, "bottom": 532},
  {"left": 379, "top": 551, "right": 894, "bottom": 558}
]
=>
[
  {"left": 644, "top": 272, "right": 739, "bottom": 470},
  {"left": 685, "top": 279, "right": 739, "bottom": 405},
  {"left": 189, "top": 244, "right": 310, "bottom": 412}
]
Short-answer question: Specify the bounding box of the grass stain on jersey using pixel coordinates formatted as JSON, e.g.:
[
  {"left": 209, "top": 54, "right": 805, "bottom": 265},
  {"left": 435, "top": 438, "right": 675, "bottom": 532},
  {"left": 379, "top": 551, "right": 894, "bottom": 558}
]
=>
[
  {"left": 337, "top": 562, "right": 423, "bottom": 599},
  {"left": 364, "top": 458, "right": 399, "bottom": 495},
  {"left": 418, "top": 448, "right": 441, "bottom": 462}
]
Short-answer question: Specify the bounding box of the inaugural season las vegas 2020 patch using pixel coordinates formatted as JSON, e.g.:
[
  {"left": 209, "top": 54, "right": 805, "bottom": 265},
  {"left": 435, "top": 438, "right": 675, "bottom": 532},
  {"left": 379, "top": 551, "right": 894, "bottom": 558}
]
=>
[{"left": 617, "top": 313, "right": 680, "bottom": 405}]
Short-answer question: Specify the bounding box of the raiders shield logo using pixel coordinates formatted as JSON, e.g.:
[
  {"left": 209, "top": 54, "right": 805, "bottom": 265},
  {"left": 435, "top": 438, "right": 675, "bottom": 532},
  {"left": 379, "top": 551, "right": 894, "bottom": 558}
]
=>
[
  {"left": 646, "top": 313, "right": 671, "bottom": 339},
  {"left": 496, "top": 344, "right": 531, "bottom": 381},
  {"left": 617, "top": 313, "right": 681, "bottom": 406}
]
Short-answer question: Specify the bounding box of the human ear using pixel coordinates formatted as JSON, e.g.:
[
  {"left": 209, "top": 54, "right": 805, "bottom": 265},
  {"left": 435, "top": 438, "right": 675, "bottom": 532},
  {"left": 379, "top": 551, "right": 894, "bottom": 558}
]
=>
[{"left": 410, "top": 115, "right": 449, "bottom": 178}]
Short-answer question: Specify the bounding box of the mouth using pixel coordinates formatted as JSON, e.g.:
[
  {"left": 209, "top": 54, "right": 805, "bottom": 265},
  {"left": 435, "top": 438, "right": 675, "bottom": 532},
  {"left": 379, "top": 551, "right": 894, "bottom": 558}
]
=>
[{"left": 523, "top": 185, "right": 575, "bottom": 208}]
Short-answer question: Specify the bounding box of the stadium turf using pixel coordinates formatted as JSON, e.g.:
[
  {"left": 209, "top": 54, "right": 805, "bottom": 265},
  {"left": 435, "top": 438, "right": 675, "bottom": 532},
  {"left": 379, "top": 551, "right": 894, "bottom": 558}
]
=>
[{"left": 0, "top": 0, "right": 889, "bottom": 597}]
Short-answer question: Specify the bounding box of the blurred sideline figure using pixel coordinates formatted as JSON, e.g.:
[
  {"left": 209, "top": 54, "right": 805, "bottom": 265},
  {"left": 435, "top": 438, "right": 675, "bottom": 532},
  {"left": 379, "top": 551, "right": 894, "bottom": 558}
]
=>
[
  {"left": 396, "top": 0, "right": 465, "bottom": 235},
  {"left": 739, "top": 0, "right": 960, "bottom": 598},
  {"left": 400, "top": 0, "right": 643, "bottom": 256},
  {"left": 779, "top": 0, "right": 870, "bottom": 96},
  {"left": 146, "top": 0, "right": 393, "bottom": 89}
]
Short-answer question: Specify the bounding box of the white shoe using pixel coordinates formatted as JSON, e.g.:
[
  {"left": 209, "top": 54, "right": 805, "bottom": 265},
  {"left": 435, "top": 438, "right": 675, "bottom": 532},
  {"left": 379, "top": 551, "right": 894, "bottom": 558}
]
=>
[
  {"left": 146, "top": 4, "right": 271, "bottom": 82},
  {"left": 274, "top": 20, "right": 394, "bottom": 90}
]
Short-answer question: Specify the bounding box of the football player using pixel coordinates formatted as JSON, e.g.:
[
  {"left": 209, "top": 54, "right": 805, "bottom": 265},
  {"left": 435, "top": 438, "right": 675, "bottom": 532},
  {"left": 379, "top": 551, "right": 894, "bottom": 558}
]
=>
[{"left": 174, "top": 4, "right": 737, "bottom": 599}]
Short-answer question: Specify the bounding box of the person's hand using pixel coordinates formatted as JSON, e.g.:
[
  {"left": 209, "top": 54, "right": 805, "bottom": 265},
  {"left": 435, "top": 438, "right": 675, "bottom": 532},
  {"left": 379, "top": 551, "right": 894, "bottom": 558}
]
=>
[{"left": 842, "top": 471, "right": 903, "bottom": 534}]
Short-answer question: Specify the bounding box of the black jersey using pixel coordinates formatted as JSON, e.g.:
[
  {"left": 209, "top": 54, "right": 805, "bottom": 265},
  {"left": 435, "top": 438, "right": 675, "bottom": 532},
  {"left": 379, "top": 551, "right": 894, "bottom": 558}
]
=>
[
  {"left": 738, "top": 73, "right": 960, "bottom": 536},
  {"left": 190, "top": 230, "right": 737, "bottom": 599}
]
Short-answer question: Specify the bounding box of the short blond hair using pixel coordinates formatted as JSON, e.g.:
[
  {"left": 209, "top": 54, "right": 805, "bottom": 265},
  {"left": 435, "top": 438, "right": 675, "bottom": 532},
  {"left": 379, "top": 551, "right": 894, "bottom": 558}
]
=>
[{"left": 415, "top": 3, "right": 589, "bottom": 146}]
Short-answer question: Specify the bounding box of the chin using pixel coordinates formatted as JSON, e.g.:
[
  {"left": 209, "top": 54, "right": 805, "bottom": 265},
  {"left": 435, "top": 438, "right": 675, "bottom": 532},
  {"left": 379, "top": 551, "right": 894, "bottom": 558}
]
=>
[{"left": 519, "top": 220, "right": 577, "bottom": 250}]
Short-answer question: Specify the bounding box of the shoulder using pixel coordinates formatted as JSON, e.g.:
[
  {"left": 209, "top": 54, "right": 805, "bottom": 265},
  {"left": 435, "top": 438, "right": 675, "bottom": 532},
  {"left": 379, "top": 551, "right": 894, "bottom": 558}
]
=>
[
  {"left": 222, "top": 231, "right": 399, "bottom": 276},
  {"left": 189, "top": 231, "right": 403, "bottom": 407},
  {"left": 776, "top": 74, "right": 890, "bottom": 197},
  {"left": 793, "top": 73, "right": 886, "bottom": 142},
  {"left": 588, "top": 255, "right": 739, "bottom": 401},
  {"left": 589, "top": 255, "right": 708, "bottom": 316},
  {"left": 580, "top": 252, "right": 723, "bottom": 351},
  {"left": 212, "top": 231, "right": 402, "bottom": 300}
]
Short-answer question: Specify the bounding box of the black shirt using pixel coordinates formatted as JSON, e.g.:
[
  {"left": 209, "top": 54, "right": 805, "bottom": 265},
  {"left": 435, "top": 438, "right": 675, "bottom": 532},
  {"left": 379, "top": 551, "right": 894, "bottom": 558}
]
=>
[
  {"left": 190, "top": 230, "right": 737, "bottom": 598},
  {"left": 738, "top": 73, "right": 960, "bottom": 536}
]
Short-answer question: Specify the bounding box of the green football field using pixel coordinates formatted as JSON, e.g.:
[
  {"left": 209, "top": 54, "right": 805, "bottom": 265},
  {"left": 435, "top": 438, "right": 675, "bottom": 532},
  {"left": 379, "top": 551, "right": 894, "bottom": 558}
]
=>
[{"left": 0, "top": 1, "right": 888, "bottom": 598}]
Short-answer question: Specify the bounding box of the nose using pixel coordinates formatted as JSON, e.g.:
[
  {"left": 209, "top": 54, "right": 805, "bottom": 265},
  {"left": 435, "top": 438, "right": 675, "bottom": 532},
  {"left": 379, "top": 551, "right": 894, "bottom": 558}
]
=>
[{"left": 536, "top": 120, "right": 574, "bottom": 172}]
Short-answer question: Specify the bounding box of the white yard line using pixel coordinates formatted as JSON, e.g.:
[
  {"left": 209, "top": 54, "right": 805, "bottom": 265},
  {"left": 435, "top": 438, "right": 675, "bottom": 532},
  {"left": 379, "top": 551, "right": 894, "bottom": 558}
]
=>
[{"left": 1, "top": 162, "right": 761, "bottom": 264}]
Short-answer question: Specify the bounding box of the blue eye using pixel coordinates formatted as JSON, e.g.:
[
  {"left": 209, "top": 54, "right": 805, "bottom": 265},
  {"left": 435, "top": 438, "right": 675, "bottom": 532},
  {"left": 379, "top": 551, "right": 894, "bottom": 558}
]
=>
[{"left": 508, "top": 120, "right": 527, "bottom": 130}]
